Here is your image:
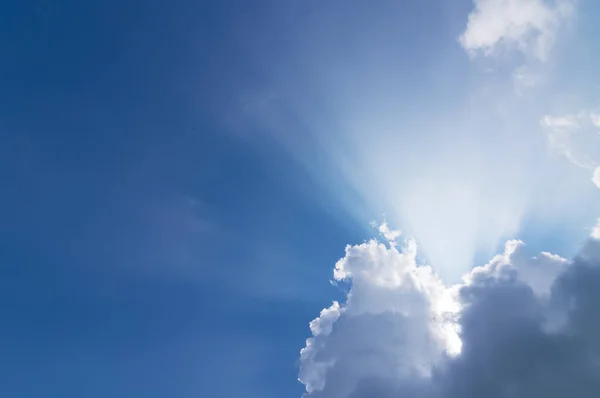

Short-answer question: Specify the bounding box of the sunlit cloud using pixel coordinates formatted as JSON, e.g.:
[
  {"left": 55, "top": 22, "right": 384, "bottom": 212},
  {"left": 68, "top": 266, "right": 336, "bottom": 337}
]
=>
[{"left": 299, "top": 221, "right": 600, "bottom": 397}]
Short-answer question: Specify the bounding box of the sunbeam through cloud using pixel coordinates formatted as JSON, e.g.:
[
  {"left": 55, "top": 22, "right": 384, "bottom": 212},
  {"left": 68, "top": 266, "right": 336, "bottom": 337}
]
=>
[
  {"left": 238, "top": 0, "right": 598, "bottom": 282},
  {"left": 7, "top": 0, "right": 600, "bottom": 397},
  {"left": 292, "top": 1, "right": 600, "bottom": 396}
]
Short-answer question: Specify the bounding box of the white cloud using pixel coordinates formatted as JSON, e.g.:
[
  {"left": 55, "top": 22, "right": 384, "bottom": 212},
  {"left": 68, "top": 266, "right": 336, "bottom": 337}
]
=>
[
  {"left": 593, "top": 166, "right": 600, "bottom": 189},
  {"left": 460, "top": 0, "right": 574, "bottom": 61},
  {"left": 298, "top": 222, "right": 600, "bottom": 397},
  {"left": 299, "top": 235, "right": 460, "bottom": 397},
  {"left": 375, "top": 220, "right": 401, "bottom": 245},
  {"left": 309, "top": 302, "right": 342, "bottom": 337},
  {"left": 592, "top": 219, "right": 600, "bottom": 240},
  {"left": 590, "top": 109, "right": 600, "bottom": 128},
  {"left": 466, "top": 239, "right": 568, "bottom": 296}
]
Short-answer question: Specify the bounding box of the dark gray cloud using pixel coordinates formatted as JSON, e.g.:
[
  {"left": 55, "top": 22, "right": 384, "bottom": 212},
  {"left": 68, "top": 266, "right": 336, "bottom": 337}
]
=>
[{"left": 440, "top": 254, "right": 600, "bottom": 398}]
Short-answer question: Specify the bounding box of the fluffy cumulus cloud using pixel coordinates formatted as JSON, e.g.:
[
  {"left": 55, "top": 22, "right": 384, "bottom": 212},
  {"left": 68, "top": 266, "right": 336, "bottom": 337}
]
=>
[
  {"left": 298, "top": 222, "right": 600, "bottom": 397},
  {"left": 460, "top": 0, "right": 574, "bottom": 60},
  {"left": 298, "top": 236, "right": 459, "bottom": 398}
]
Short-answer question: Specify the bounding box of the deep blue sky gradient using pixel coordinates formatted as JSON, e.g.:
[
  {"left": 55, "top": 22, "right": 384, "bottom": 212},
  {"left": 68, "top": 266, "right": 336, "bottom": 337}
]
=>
[
  {"left": 5, "top": 1, "right": 600, "bottom": 396},
  {"left": 0, "top": 1, "right": 365, "bottom": 396}
]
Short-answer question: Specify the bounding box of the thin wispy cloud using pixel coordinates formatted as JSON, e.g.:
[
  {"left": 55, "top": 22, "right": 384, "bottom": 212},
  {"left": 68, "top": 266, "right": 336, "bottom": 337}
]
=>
[
  {"left": 541, "top": 108, "right": 600, "bottom": 174},
  {"left": 512, "top": 65, "right": 543, "bottom": 95}
]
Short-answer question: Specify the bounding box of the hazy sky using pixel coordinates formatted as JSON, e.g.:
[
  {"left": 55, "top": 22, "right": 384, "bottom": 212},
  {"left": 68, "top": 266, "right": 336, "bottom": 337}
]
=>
[{"left": 2, "top": 1, "right": 600, "bottom": 397}]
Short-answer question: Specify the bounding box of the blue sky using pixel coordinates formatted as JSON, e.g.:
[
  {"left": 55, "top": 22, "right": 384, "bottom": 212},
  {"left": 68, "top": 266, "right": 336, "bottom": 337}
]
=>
[
  {"left": 2, "top": 1, "right": 600, "bottom": 397},
  {"left": 1, "top": 1, "right": 358, "bottom": 396}
]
